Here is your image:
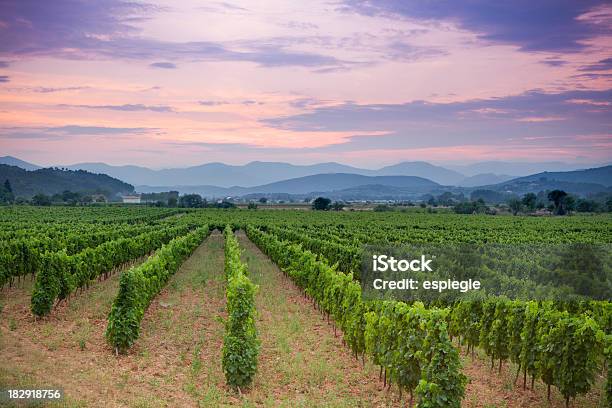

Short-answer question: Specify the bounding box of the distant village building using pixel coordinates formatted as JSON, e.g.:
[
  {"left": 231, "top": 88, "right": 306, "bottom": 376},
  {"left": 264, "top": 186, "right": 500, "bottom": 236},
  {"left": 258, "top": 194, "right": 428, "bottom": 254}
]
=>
[
  {"left": 90, "top": 194, "right": 107, "bottom": 203},
  {"left": 122, "top": 194, "right": 141, "bottom": 204}
]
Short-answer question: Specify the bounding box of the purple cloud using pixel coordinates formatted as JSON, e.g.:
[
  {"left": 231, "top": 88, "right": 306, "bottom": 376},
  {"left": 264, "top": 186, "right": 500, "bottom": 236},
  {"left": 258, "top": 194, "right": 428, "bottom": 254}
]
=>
[
  {"left": 199, "top": 100, "right": 228, "bottom": 106},
  {"left": 58, "top": 103, "right": 175, "bottom": 112},
  {"left": 32, "top": 86, "right": 88, "bottom": 93},
  {"left": 0, "top": 125, "right": 152, "bottom": 140},
  {"left": 149, "top": 61, "right": 177, "bottom": 69},
  {"left": 579, "top": 57, "right": 612, "bottom": 71},
  {"left": 0, "top": 75, "right": 9, "bottom": 83},
  {"left": 0, "top": 0, "right": 349, "bottom": 70},
  {"left": 262, "top": 89, "right": 612, "bottom": 150},
  {"left": 341, "top": 0, "right": 612, "bottom": 53}
]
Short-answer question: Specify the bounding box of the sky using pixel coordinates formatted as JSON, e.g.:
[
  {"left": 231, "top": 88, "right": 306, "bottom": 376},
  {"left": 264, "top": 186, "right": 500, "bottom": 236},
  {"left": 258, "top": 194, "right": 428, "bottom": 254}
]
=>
[{"left": 0, "top": 0, "right": 611, "bottom": 169}]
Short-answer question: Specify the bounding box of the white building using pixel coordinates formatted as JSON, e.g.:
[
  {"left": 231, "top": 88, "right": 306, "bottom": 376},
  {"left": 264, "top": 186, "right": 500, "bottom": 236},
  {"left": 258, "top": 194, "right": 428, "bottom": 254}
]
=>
[{"left": 122, "top": 195, "right": 141, "bottom": 204}]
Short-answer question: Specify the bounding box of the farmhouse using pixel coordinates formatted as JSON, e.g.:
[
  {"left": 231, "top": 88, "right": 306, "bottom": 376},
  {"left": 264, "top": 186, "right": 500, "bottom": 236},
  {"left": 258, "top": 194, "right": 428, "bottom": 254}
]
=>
[{"left": 121, "top": 194, "right": 141, "bottom": 204}]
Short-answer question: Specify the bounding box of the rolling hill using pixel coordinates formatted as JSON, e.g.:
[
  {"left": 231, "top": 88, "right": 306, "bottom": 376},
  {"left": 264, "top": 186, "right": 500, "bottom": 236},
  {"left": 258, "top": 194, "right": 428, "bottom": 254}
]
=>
[
  {"left": 138, "top": 173, "right": 440, "bottom": 197},
  {"left": 0, "top": 156, "right": 41, "bottom": 171},
  {"left": 376, "top": 161, "right": 465, "bottom": 185},
  {"left": 508, "top": 166, "right": 612, "bottom": 187},
  {"left": 485, "top": 166, "right": 612, "bottom": 195},
  {"left": 0, "top": 164, "right": 134, "bottom": 199},
  {"left": 245, "top": 173, "right": 439, "bottom": 194}
]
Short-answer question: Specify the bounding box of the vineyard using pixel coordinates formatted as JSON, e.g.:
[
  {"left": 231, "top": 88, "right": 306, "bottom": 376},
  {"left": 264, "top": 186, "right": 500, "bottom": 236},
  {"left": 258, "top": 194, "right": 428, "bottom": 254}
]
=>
[{"left": 0, "top": 206, "right": 610, "bottom": 407}]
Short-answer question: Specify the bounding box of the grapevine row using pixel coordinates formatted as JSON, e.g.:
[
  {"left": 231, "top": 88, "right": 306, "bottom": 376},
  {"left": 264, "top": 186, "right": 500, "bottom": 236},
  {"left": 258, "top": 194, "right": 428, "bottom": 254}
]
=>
[
  {"left": 105, "top": 225, "right": 210, "bottom": 353},
  {"left": 222, "top": 226, "right": 260, "bottom": 388},
  {"left": 30, "top": 223, "right": 196, "bottom": 316},
  {"left": 246, "top": 225, "right": 467, "bottom": 407}
]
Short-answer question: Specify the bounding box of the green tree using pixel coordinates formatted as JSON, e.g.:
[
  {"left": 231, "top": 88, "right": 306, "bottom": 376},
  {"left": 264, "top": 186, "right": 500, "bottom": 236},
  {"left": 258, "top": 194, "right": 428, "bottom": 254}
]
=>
[
  {"left": 576, "top": 198, "right": 598, "bottom": 213},
  {"left": 0, "top": 179, "right": 14, "bottom": 203},
  {"left": 331, "top": 201, "right": 344, "bottom": 211},
  {"left": 247, "top": 202, "right": 258, "bottom": 209},
  {"left": 521, "top": 193, "right": 537, "bottom": 211},
  {"left": 507, "top": 198, "right": 523, "bottom": 216},
  {"left": 31, "top": 193, "right": 52, "bottom": 206},
  {"left": 312, "top": 196, "right": 331, "bottom": 210},
  {"left": 178, "top": 193, "right": 203, "bottom": 208},
  {"left": 547, "top": 190, "right": 568, "bottom": 215},
  {"left": 563, "top": 195, "right": 576, "bottom": 214}
]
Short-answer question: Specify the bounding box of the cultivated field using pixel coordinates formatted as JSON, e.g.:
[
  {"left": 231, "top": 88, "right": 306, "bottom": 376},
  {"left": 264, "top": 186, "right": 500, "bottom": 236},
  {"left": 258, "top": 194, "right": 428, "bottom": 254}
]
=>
[{"left": 0, "top": 207, "right": 610, "bottom": 407}]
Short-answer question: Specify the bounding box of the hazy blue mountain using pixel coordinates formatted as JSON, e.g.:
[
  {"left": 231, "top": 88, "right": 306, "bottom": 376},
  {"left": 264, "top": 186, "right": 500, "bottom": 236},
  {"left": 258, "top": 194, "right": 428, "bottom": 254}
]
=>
[
  {"left": 504, "top": 166, "right": 612, "bottom": 187},
  {"left": 6, "top": 156, "right": 607, "bottom": 193},
  {"left": 377, "top": 161, "right": 464, "bottom": 185},
  {"left": 67, "top": 161, "right": 369, "bottom": 187},
  {"left": 0, "top": 156, "right": 41, "bottom": 171},
  {"left": 139, "top": 173, "right": 440, "bottom": 197},
  {"left": 0, "top": 164, "right": 134, "bottom": 198},
  {"left": 306, "top": 184, "right": 433, "bottom": 201},
  {"left": 458, "top": 173, "right": 514, "bottom": 187},
  {"left": 446, "top": 161, "right": 590, "bottom": 177},
  {"left": 244, "top": 173, "right": 439, "bottom": 194},
  {"left": 484, "top": 166, "right": 612, "bottom": 195},
  {"left": 67, "top": 160, "right": 467, "bottom": 186}
]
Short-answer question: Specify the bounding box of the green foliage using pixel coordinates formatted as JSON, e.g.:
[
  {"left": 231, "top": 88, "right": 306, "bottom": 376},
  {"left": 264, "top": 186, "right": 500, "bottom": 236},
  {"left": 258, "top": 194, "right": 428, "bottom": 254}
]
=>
[
  {"left": 31, "top": 193, "right": 52, "bottom": 206},
  {"left": 416, "top": 309, "right": 467, "bottom": 408},
  {"left": 31, "top": 224, "right": 194, "bottom": 316},
  {"left": 312, "top": 196, "right": 331, "bottom": 210},
  {"left": 520, "top": 301, "right": 540, "bottom": 383},
  {"left": 521, "top": 193, "right": 537, "bottom": 211},
  {"left": 0, "top": 164, "right": 133, "bottom": 199},
  {"left": 106, "top": 226, "right": 209, "bottom": 352},
  {"left": 222, "top": 226, "right": 259, "bottom": 388},
  {"left": 548, "top": 189, "right": 568, "bottom": 215},
  {"left": 453, "top": 200, "right": 487, "bottom": 214},
  {"left": 0, "top": 179, "right": 14, "bottom": 204},
  {"left": 179, "top": 194, "right": 203, "bottom": 208},
  {"left": 549, "top": 316, "right": 603, "bottom": 404},
  {"left": 507, "top": 198, "right": 523, "bottom": 215},
  {"left": 247, "top": 226, "right": 466, "bottom": 405}
]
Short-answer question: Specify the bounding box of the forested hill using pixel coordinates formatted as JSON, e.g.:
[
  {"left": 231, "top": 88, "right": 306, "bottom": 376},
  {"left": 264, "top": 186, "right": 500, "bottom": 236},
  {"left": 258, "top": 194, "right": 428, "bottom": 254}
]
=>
[{"left": 0, "top": 164, "right": 134, "bottom": 198}]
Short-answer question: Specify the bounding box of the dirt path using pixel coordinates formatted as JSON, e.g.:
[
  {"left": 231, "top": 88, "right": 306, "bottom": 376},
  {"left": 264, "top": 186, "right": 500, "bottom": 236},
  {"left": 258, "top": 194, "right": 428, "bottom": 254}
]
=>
[
  {"left": 235, "top": 232, "right": 400, "bottom": 407},
  {"left": 460, "top": 347, "right": 607, "bottom": 408},
  {"left": 0, "top": 232, "right": 227, "bottom": 408}
]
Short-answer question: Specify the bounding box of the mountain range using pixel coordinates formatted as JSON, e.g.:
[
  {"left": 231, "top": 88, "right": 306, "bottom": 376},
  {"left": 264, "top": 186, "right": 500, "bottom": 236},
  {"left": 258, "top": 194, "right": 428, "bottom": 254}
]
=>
[
  {"left": 2, "top": 156, "right": 603, "bottom": 188},
  {"left": 1, "top": 156, "right": 610, "bottom": 200}
]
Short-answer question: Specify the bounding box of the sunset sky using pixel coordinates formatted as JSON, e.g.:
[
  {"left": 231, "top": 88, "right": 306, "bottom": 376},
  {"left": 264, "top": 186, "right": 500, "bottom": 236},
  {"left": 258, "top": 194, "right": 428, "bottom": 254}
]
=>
[{"left": 0, "top": 0, "right": 611, "bottom": 168}]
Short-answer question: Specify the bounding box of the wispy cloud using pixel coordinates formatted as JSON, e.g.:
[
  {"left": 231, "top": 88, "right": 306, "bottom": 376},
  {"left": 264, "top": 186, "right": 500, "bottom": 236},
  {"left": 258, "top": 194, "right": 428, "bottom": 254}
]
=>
[
  {"left": 579, "top": 57, "right": 612, "bottom": 71},
  {"left": 32, "top": 86, "right": 89, "bottom": 93},
  {"left": 0, "top": 125, "right": 153, "bottom": 141},
  {"left": 149, "top": 61, "right": 177, "bottom": 69},
  {"left": 262, "top": 89, "right": 612, "bottom": 152},
  {"left": 198, "top": 99, "right": 263, "bottom": 106},
  {"left": 198, "top": 2, "right": 249, "bottom": 13},
  {"left": 340, "top": 0, "right": 612, "bottom": 52},
  {"left": 0, "top": 75, "right": 9, "bottom": 83},
  {"left": 0, "top": 0, "right": 350, "bottom": 70},
  {"left": 58, "top": 103, "right": 175, "bottom": 112}
]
